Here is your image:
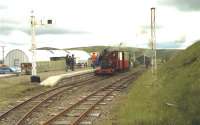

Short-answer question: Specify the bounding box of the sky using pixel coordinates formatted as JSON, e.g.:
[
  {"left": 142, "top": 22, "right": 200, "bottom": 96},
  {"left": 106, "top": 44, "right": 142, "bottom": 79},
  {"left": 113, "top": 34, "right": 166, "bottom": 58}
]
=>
[{"left": 0, "top": 0, "right": 200, "bottom": 51}]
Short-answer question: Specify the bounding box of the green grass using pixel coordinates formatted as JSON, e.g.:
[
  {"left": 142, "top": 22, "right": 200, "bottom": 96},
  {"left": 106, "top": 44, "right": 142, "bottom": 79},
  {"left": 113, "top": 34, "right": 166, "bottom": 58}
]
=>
[
  {"left": 103, "top": 41, "right": 200, "bottom": 125},
  {"left": 0, "top": 70, "right": 67, "bottom": 108},
  {"left": 0, "top": 80, "right": 42, "bottom": 107}
]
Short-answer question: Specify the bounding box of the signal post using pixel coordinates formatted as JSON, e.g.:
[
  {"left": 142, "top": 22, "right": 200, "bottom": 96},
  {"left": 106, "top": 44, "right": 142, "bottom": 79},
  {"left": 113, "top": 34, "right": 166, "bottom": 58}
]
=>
[{"left": 30, "top": 11, "right": 52, "bottom": 82}]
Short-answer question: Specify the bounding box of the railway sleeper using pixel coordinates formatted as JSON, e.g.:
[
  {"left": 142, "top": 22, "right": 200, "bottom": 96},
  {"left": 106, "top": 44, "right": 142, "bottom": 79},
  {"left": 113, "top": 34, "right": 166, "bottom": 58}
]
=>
[
  {"left": 98, "top": 102, "right": 107, "bottom": 105},
  {"left": 75, "top": 106, "right": 100, "bottom": 110},
  {"left": 49, "top": 113, "right": 58, "bottom": 116},
  {"left": 64, "top": 112, "right": 81, "bottom": 117},
  {"left": 53, "top": 120, "right": 92, "bottom": 125},
  {"left": 57, "top": 107, "right": 66, "bottom": 110},
  {"left": 94, "top": 94, "right": 107, "bottom": 96},
  {"left": 90, "top": 95, "right": 104, "bottom": 98},
  {"left": 80, "top": 121, "right": 92, "bottom": 125},
  {"left": 87, "top": 112, "right": 101, "bottom": 117},
  {"left": 82, "top": 102, "right": 96, "bottom": 105},
  {"left": 87, "top": 98, "right": 99, "bottom": 101},
  {"left": 104, "top": 98, "right": 113, "bottom": 101},
  {"left": 104, "top": 88, "right": 114, "bottom": 91}
]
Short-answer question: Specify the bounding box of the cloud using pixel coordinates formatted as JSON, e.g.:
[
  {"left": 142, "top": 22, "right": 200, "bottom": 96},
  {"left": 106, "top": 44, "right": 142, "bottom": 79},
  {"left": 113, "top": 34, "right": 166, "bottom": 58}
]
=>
[
  {"left": 0, "top": 17, "right": 88, "bottom": 35},
  {"left": 23, "top": 26, "right": 89, "bottom": 35},
  {"left": 138, "top": 25, "right": 163, "bottom": 35},
  {"left": 0, "top": 22, "right": 88, "bottom": 35},
  {"left": 174, "top": 35, "right": 186, "bottom": 43},
  {"left": 0, "top": 18, "right": 20, "bottom": 25},
  {"left": 158, "top": 0, "right": 200, "bottom": 11},
  {"left": 157, "top": 42, "right": 182, "bottom": 48},
  {"left": 0, "top": 39, "right": 27, "bottom": 46},
  {"left": 0, "top": 18, "right": 22, "bottom": 35},
  {"left": 0, "top": 5, "right": 7, "bottom": 10},
  {"left": 0, "top": 26, "right": 17, "bottom": 35},
  {"left": 6, "top": 42, "right": 26, "bottom": 46}
]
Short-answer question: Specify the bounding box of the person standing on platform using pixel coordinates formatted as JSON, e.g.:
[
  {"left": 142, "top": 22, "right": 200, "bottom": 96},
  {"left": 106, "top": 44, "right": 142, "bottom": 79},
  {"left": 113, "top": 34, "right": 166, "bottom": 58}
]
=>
[
  {"left": 65, "top": 54, "right": 69, "bottom": 72},
  {"left": 68, "top": 56, "right": 71, "bottom": 70},
  {"left": 145, "top": 58, "right": 150, "bottom": 69},
  {"left": 70, "top": 54, "right": 75, "bottom": 71}
]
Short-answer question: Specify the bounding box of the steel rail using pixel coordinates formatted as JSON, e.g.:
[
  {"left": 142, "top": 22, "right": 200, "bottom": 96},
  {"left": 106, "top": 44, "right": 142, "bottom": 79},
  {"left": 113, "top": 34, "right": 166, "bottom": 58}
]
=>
[
  {"left": 42, "top": 73, "right": 135, "bottom": 125},
  {"left": 71, "top": 76, "right": 135, "bottom": 125},
  {"left": 15, "top": 77, "right": 101, "bottom": 125},
  {"left": 59, "top": 72, "right": 93, "bottom": 83},
  {"left": 0, "top": 72, "right": 94, "bottom": 120}
]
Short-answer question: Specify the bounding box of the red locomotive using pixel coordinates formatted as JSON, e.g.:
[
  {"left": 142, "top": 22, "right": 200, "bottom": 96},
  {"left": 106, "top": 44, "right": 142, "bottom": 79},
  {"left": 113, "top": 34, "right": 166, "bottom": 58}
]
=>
[{"left": 95, "top": 49, "right": 130, "bottom": 75}]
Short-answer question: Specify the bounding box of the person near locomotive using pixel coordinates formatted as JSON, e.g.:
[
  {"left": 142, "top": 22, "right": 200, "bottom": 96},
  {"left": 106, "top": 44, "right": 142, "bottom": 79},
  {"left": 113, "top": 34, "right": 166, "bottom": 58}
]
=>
[
  {"left": 145, "top": 58, "right": 150, "bottom": 69},
  {"left": 95, "top": 54, "right": 100, "bottom": 66},
  {"left": 91, "top": 52, "right": 97, "bottom": 69}
]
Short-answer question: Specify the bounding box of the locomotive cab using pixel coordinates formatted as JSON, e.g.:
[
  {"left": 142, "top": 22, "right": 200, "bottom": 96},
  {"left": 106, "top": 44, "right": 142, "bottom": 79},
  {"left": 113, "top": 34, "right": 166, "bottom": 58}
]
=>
[{"left": 95, "top": 49, "right": 130, "bottom": 75}]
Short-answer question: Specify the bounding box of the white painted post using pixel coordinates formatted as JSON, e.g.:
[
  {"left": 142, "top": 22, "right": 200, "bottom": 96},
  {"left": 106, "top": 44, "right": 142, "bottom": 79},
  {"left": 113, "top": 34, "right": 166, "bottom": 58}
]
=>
[
  {"left": 30, "top": 11, "right": 37, "bottom": 76},
  {"left": 151, "top": 7, "right": 157, "bottom": 74},
  {"left": 30, "top": 11, "right": 53, "bottom": 82}
]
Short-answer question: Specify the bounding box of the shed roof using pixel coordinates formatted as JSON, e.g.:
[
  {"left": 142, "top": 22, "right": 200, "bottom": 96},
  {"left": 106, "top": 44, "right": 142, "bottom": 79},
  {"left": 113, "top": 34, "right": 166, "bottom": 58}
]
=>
[{"left": 67, "top": 50, "right": 90, "bottom": 60}]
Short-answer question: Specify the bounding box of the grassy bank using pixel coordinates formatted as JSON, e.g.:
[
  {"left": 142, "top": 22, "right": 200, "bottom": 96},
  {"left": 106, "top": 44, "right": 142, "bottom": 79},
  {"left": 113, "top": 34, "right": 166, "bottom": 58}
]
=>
[{"left": 104, "top": 41, "right": 200, "bottom": 125}]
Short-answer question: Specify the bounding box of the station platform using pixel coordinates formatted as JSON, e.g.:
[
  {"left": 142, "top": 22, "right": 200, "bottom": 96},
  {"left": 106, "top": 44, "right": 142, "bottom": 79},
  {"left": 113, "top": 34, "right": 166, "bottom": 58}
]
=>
[{"left": 40, "top": 69, "right": 94, "bottom": 87}]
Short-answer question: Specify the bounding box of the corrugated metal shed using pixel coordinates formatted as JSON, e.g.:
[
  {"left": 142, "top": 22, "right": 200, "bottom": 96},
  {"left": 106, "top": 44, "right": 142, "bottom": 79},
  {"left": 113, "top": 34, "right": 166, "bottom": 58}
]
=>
[
  {"left": 4, "top": 48, "right": 69, "bottom": 67},
  {"left": 5, "top": 49, "right": 29, "bottom": 67},
  {"left": 3, "top": 47, "right": 90, "bottom": 67}
]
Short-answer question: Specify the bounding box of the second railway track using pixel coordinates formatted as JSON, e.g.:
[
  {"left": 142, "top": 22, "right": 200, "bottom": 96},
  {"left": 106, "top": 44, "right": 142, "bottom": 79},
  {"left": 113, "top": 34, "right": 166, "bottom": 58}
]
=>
[
  {"left": 41, "top": 72, "right": 136, "bottom": 125},
  {"left": 0, "top": 72, "right": 99, "bottom": 125},
  {"left": 0, "top": 70, "right": 139, "bottom": 125}
]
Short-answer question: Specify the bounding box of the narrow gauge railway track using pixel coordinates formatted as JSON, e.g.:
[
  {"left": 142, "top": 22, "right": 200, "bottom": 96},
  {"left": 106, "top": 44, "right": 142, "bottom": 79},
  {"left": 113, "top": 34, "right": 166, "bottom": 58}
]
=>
[
  {"left": 41, "top": 72, "right": 136, "bottom": 125},
  {"left": 0, "top": 72, "right": 98, "bottom": 125},
  {"left": 58, "top": 72, "right": 94, "bottom": 85},
  {"left": 14, "top": 74, "right": 124, "bottom": 125}
]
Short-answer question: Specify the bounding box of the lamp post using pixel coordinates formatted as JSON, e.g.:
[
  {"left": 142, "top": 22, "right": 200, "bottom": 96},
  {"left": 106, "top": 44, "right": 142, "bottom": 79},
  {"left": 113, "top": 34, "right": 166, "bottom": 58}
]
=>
[{"left": 30, "top": 11, "right": 52, "bottom": 82}]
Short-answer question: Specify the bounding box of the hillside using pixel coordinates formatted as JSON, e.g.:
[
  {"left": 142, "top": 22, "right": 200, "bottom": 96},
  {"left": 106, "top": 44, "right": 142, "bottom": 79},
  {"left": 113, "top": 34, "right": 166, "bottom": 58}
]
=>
[
  {"left": 66, "top": 46, "right": 180, "bottom": 61},
  {"left": 66, "top": 46, "right": 110, "bottom": 53},
  {"left": 157, "top": 49, "right": 180, "bottom": 61},
  {"left": 103, "top": 41, "right": 200, "bottom": 125}
]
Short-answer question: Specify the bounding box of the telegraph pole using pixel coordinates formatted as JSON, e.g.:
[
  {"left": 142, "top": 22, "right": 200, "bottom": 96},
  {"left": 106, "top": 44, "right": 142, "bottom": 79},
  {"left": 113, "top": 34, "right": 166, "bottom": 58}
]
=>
[
  {"left": 151, "top": 7, "right": 157, "bottom": 74},
  {"left": 0, "top": 46, "right": 5, "bottom": 64},
  {"left": 143, "top": 52, "right": 145, "bottom": 66}
]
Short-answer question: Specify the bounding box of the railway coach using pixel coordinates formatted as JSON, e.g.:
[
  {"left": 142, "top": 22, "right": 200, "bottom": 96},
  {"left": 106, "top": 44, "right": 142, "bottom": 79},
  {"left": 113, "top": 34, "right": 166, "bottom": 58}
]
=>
[{"left": 95, "top": 49, "right": 130, "bottom": 75}]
